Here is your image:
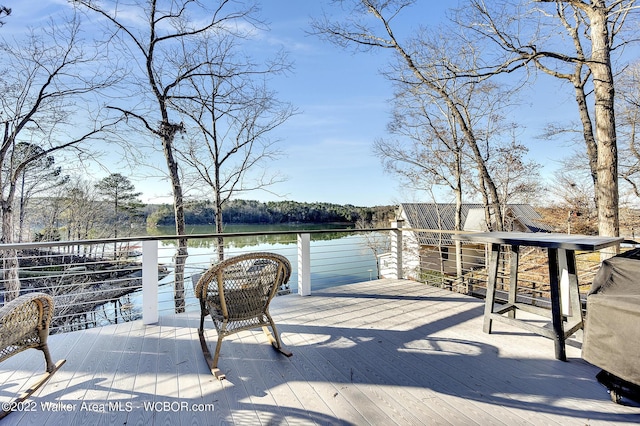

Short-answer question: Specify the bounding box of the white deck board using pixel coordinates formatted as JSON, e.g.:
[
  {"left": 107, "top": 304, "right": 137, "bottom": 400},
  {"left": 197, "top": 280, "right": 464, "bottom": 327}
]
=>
[{"left": 1, "top": 278, "right": 639, "bottom": 425}]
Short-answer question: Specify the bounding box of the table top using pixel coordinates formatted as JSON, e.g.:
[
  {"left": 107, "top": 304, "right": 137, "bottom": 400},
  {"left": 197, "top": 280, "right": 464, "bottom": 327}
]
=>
[{"left": 452, "top": 232, "right": 623, "bottom": 251}]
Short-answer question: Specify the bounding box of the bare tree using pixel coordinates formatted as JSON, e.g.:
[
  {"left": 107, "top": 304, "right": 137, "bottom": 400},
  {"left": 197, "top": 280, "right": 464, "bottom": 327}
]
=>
[
  {"left": 0, "top": 6, "right": 10, "bottom": 26},
  {"left": 312, "top": 0, "right": 507, "bottom": 230},
  {"left": 171, "top": 32, "right": 295, "bottom": 261},
  {"left": 61, "top": 177, "right": 108, "bottom": 244},
  {"left": 33, "top": 184, "right": 68, "bottom": 243},
  {"left": 355, "top": 218, "right": 389, "bottom": 279},
  {"left": 0, "top": 14, "right": 118, "bottom": 301},
  {"left": 457, "top": 0, "right": 639, "bottom": 248},
  {"left": 73, "top": 0, "right": 263, "bottom": 312},
  {"left": 617, "top": 61, "right": 640, "bottom": 199},
  {"left": 486, "top": 138, "right": 543, "bottom": 210},
  {"left": 12, "top": 143, "right": 69, "bottom": 242},
  {"left": 548, "top": 156, "right": 598, "bottom": 234},
  {"left": 374, "top": 82, "right": 466, "bottom": 211}
]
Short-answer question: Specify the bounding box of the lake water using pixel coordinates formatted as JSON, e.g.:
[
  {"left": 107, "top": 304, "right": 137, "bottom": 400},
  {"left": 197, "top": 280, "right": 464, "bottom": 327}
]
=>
[{"left": 128, "top": 224, "right": 386, "bottom": 315}]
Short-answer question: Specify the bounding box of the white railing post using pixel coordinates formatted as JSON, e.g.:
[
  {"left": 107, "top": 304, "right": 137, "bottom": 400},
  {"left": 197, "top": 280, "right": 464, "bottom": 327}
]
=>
[
  {"left": 142, "top": 240, "right": 158, "bottom": 325},
  {"left": 391, "top": 220, "right": 404, "bottom": 279},
  {"left": 297, "top": 233, "right": 311, "bottom": 296}
]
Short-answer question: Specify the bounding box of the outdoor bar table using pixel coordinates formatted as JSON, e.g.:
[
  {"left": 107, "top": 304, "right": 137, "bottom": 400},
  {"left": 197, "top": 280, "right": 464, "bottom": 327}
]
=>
[{"left": 452, "top": 232, "right": 623, "bottom": 361}]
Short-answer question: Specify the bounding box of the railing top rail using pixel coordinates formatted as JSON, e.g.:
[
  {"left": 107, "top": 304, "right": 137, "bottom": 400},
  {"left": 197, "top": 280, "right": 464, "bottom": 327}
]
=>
[{"left": 0, "top": 227, "right": 399, "bottom": 251}]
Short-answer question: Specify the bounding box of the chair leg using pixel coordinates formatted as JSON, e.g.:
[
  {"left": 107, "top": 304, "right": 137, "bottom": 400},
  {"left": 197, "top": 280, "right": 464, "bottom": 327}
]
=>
[
  {"left": 263, "top": 316, "right": 292, "bottom": 357},
  {"left": 36, "top": 325, "right": 54, "bottom": 372},
  {"left": 40, "top": 343, "right": 55, "bottom": 373},
  {"left": 211, "top": 333, "right": 225, "bottom": 379},
  {"left": 198, "top": 328, "right": 226, "bottom": 380}
]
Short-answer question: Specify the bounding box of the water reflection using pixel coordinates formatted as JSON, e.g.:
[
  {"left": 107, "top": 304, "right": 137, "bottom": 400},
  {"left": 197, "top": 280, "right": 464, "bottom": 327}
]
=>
[{"left": 147, "top": 224, "right": 357, "bottom": 249}]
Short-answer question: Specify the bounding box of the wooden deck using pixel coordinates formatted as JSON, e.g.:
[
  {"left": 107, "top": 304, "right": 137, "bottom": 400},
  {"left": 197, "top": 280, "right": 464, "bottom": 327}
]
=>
[{"left": 1, "top": 278, "right": 639, "bottom": 425}]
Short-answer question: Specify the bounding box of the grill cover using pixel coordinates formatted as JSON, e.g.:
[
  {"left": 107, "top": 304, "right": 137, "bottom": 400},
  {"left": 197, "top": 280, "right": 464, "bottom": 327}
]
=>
[{"left": 582, "top": 249, "right": 640, "bottom": 386}]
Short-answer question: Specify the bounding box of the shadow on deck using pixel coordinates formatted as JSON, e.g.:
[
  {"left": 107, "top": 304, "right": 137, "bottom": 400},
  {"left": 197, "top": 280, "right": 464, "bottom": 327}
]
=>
[{"left": 1, "top": 279, "right": 639, "bottom": 425}]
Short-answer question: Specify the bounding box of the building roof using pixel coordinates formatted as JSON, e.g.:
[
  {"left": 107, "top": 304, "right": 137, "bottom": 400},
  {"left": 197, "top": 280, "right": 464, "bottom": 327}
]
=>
[{"left": 398, "top": 203, "right": 553, "bottom": 246}]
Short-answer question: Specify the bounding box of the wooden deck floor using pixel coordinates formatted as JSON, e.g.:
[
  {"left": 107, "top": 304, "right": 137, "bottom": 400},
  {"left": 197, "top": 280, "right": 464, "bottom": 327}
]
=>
[{"left": 1, "top": 278, "right": 639, "bottom": 425}]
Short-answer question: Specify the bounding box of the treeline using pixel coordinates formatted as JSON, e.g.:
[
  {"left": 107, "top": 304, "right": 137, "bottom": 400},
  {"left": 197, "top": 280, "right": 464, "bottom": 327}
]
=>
[{"left": 147, "top": 200, "right": 396, "bottom": 227}]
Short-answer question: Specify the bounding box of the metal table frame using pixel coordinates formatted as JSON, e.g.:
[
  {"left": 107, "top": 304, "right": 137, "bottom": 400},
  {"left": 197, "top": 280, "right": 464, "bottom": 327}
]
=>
[{"left": 453, "top": 232, "right": 623, "bottom": 361}]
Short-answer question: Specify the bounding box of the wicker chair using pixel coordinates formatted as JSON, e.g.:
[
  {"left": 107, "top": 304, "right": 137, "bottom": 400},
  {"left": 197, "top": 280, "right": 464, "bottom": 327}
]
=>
[
  {"left": 0, "top": 292, "right": 65, "bottom": 419},
  {"left": 195, "top": 252, "right": 292, "bottom": 380}
]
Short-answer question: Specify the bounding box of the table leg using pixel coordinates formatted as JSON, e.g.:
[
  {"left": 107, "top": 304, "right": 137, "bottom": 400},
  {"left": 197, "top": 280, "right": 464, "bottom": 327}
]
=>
[
  {"left": 548, "top": 248, "right": 567, "bottom": 361},
  {"left": 508, "top": 245, "right": 519, "bottom": 319},
  {"left": 558, "top": 249, "right": 584, "bottom": 335},
  {"left": 483, "top": 243, "right": 501, "bottom": 334}
]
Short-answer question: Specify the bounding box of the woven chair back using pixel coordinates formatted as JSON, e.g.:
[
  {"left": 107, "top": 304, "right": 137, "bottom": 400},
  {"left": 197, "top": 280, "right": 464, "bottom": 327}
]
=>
[{"left": 195, "top": 252, "right": 291, "bottom": 321}]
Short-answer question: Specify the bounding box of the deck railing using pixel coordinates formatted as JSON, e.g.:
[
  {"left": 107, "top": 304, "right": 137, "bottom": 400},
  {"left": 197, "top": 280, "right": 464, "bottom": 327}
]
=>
[
  {"left": 412, "top": 231, "right": 615, "bottom": 309},
  {"left": 0, "top": 227, "right": 613, "bottom": 334},
  {"left": 0, "top": 228, "right": 396, "bottom": 333}
]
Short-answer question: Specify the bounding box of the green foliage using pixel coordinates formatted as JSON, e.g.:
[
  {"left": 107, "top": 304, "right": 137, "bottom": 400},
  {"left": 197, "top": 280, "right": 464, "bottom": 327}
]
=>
[
  {"left": 95, "top": 174, "right": 145, "bottom": 238},
  {"left": 33, "top": 227, "right": 61, "bottom": 242},
  {"left": 95, "top": 173, "right": 143, "bottom": 215},
  {"left": 147, "top": 200, "right": 395, "bottom": 227},
  {"left": 146, "top": 204, "right": 175, "bottom": 227}
]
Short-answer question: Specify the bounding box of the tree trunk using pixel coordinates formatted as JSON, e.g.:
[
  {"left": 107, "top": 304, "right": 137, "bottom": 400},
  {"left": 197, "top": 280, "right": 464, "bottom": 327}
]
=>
[
  {"left": 586, "top": 2, "right": 619, "bottom": 255},
  {"left": 478, "top": 173, "right": 494, "bottom": 231},
  {"left": 1, "top": 202, "right": 20, "bottom": 302},
  {"left": 215, "top": 209, "right": 224, "bottom": 262},
  {"left": 573, "top": 76, "right": 599, "bottom": 213},
  {"left": 401, "top": 48, "right": 505, "bottom": 230},
  {"left": 18, "top": 173, "right": 26, "bottom": 243},
  {"left": 161, "top": 125, "right": 187, "bottom": 313},
  {"left": 214, "top": 169, "right": 225, "bottom": 262},
  {"left": 454, "top": 164, "right": 464, "bottom": 288}
]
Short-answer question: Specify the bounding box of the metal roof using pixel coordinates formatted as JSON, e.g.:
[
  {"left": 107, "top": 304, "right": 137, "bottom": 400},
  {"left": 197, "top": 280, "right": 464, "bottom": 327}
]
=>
[{"left": 398, "top": 203, "right": 553, "bottom": 246}]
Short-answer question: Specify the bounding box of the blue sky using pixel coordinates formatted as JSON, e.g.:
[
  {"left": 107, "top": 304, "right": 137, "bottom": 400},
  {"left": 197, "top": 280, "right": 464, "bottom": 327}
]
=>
[{"left": 2, "top": 1, "right": 597, "bottom": 207}]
